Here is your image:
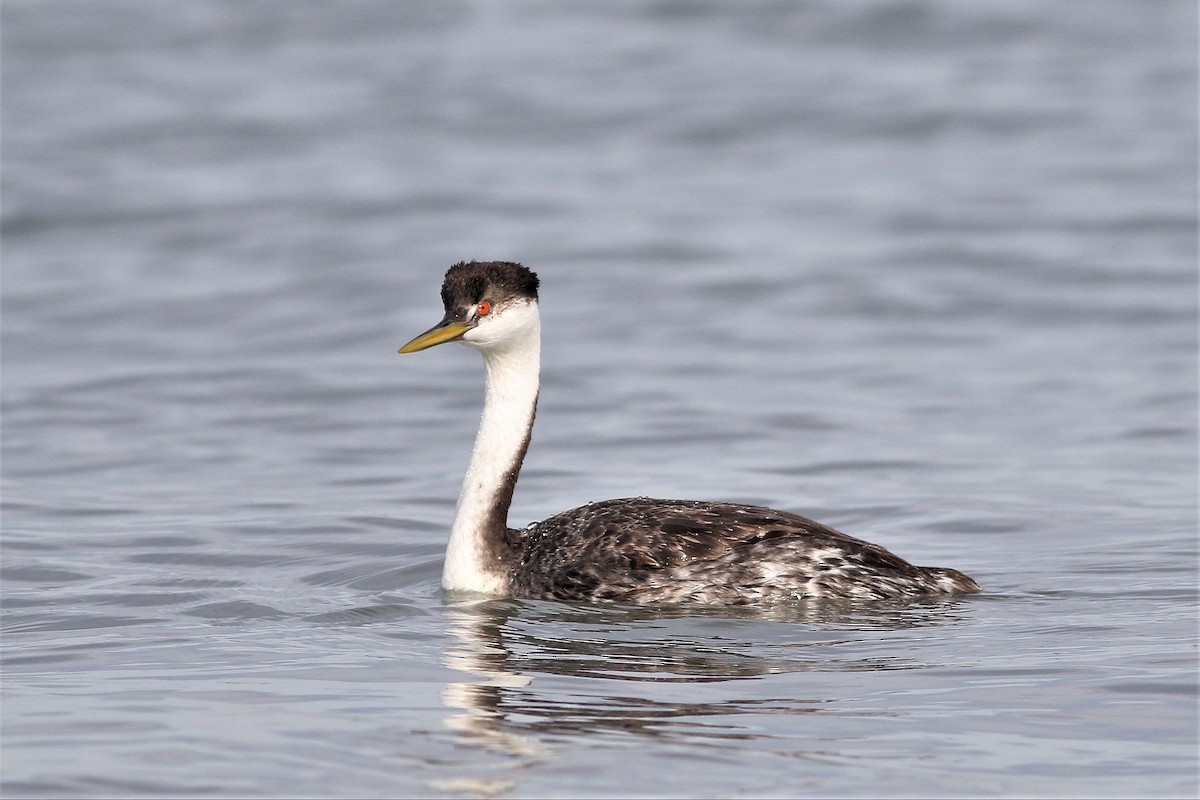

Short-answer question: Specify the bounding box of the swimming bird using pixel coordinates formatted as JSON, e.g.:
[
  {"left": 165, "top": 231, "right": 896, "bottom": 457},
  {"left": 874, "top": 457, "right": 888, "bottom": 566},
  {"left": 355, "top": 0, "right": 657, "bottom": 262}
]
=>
[{"left": 399, "top": 261, "right": 979, "bottom": 604}]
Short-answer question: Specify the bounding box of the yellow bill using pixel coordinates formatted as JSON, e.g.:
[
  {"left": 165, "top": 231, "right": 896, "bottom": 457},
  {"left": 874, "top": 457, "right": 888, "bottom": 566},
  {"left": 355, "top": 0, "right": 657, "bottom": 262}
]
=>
[{"left": 398, "top": 320, "right": 469, "bottom": 353}]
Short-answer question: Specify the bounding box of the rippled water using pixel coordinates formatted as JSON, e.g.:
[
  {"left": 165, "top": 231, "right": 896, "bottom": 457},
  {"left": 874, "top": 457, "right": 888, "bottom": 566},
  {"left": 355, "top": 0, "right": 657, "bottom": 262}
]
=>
[{"left": 3, "top": 1, "right": 1197, "bottom": 797}]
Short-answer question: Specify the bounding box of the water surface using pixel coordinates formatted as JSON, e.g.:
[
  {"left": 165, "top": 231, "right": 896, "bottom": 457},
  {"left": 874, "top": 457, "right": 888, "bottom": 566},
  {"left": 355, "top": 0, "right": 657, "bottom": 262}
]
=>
[{"left": 2, "top": 1, "right": 1196, "bottom": 797}]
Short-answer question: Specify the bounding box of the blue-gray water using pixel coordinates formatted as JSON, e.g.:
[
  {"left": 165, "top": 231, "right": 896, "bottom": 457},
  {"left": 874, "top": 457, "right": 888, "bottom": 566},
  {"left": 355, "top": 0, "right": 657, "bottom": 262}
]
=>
[{"left": 2, "top": 1, "right": 1197, "bottom": 797}]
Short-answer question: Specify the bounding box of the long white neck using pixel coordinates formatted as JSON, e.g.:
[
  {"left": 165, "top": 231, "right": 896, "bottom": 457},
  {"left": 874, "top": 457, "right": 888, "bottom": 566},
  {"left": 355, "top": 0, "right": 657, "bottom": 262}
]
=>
[{"left": 442, "top": 302, "right": 541, "bottom": 594}]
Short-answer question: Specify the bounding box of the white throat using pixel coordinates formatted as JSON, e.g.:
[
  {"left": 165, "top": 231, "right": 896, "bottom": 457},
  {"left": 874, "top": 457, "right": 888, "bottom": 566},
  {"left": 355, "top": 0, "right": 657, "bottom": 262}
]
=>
[{"left": 442, "top": 300, "right": 541, "bottom": 594}]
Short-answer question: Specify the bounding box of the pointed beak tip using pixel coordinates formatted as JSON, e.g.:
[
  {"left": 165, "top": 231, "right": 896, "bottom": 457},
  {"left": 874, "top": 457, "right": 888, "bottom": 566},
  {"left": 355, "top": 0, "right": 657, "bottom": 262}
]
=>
[{"left": 398, "top": 321, "right": 470, "bottom": 354}]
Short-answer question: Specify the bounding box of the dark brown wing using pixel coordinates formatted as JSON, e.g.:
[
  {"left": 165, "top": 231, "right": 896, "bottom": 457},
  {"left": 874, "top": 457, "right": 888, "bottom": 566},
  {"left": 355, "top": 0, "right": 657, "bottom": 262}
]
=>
[{"left": 507, "top": 496, "right": 968, "bottom": 602}]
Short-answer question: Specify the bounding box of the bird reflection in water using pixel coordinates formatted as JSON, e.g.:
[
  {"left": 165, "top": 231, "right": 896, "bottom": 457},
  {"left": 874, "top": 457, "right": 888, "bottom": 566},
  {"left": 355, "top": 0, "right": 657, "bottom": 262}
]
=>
[{"left": 432, "top": 596, "right": 974, "bottom": 796}]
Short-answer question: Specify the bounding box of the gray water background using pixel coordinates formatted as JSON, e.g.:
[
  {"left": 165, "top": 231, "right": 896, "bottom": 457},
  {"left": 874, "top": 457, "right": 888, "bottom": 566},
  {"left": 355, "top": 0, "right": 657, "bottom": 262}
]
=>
[{"left": 2, "top": 1, "right": 1197, "bottom": 797}]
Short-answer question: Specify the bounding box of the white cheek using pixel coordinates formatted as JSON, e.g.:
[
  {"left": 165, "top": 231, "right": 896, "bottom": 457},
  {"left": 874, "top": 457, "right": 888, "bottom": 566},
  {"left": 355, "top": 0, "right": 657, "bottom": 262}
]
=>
[
  {"left": 461, "top": 302, "right": 539, "bottom": 350},
  {"left": 461, "top": 324, "right": 495, "bottom": 347}
]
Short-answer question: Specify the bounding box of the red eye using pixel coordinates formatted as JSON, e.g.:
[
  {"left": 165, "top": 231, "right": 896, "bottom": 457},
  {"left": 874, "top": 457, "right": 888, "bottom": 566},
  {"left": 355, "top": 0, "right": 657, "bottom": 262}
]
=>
[{"left": 476, "top": 301, "right": 491, "bottom": 316}]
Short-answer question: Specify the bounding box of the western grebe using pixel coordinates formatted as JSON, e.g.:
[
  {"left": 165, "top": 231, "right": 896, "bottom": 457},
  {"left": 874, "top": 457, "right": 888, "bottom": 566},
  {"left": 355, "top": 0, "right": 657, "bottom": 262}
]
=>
[{"left": 399, "top": 261, "right": 979, "bottom": 604}]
